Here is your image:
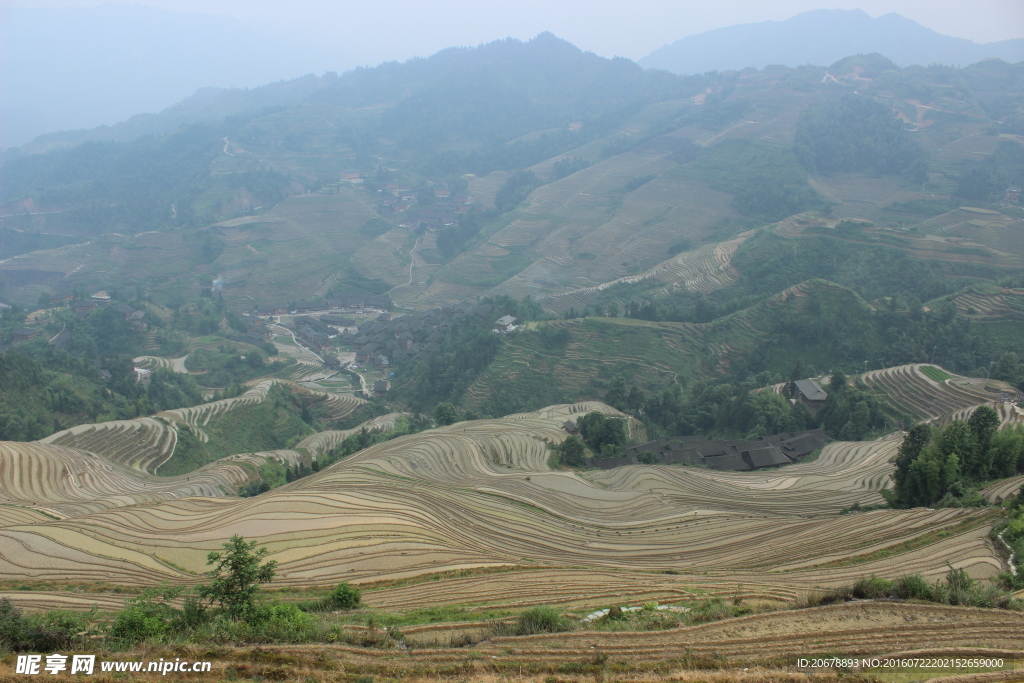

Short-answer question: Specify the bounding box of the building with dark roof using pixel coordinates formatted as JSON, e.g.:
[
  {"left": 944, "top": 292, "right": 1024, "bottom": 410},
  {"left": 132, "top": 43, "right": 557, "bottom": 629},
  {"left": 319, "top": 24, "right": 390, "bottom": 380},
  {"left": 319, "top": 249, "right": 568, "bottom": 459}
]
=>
[
  {"left": 494, "top": 315, "right": 517, "bottom": 332},
  {"left": 588, "top": 429, "right": 830, "bottom": 472},
  {"left": 11, "top": 328, "right": 40, "bottom": 343},
  {"left": 793, "top": 379, "right": 829, "bottom": 413}
]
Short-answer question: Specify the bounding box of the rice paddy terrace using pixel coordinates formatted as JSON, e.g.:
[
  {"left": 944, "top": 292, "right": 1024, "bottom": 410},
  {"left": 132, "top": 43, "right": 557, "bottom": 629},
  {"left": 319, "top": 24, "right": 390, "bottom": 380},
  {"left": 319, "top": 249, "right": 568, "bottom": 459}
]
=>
[
  {"left": 35, "top": 379, "right": 366, "bottom": 473},
  {"left": 941, "top": 283, "right": 1024, "bottom": 321},
  {"left": 539, "top": 230, "right": 752, "bottom": 316},
  {"left": 0, "top": 395, "right": 1009, "bottom": 604},
  {"left": 859, "top": 363, "right": 1021, "bottom": 424}
]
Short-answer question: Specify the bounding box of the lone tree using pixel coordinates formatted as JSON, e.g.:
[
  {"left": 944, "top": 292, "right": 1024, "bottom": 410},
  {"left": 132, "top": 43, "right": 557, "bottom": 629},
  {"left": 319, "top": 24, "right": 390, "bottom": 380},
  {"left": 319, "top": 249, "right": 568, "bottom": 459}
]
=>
[
  {"left": 434, "top": 402, "right": 459, "bottom": 426},
  {"left": 558, "top": 435, "right": 587, "bottom": 468},
  {"left": 198, "top": 535, "right": 277, "bottom": 620}
]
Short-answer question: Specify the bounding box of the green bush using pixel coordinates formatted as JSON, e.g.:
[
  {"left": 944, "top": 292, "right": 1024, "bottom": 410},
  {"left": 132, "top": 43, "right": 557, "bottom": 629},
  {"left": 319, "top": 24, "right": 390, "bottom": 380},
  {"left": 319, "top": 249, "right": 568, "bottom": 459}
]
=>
[
  {"left": 325, "top": 582, "right": 361, "bottom": 610},
  {"left": 556, "top": 436, "right": 587, "bottom": 468},
  {"left": 0, "top": 599, "right": 91, "bottom": 653},
  {"left": 186, "top": 603, "right": 319, "bottom": 645},
  {"left": 513, "top": 606, "right": 573, "bottom": 635},
  {"left": 806, "top": 569, "right": 1020, "bottom": 609},
  {"left": 110, "top": 606, "right": 167, "bottom": 643}
]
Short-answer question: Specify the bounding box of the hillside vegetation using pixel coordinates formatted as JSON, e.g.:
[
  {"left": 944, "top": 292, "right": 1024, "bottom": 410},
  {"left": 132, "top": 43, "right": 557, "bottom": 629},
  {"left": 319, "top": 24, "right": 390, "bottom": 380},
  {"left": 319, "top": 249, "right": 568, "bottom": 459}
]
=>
[{"left": 1, "top": 33, "right": 1023, "bottom": 675}]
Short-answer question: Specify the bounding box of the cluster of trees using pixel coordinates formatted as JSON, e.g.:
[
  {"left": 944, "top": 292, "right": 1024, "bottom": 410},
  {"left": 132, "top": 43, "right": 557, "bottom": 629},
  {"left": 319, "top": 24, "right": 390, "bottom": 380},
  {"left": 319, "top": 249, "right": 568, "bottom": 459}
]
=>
[
  {"left": 184, "top": 347, "right": 281, "bottom": 388},
  {"left": 595, "top": 231, "right": 982, "bottom": 329},
  {"left": 992, "top": 352, "right": 1023, "bottom": 390},
  {"left": 393, "top": 296, "right": 546, "bottom": 411},
  {"left": 794, "top": 94, "right": 927, "bottom": 180},
  {"left": 552, "top": 411, "right": 627, "bottom": 467},
  {"left": 1002, "top": 486, "right": 1024, "bottom": 588},
  {"left": 552, "top": 157, "right": 591, "bottom": 180},
  {"left": 809, "top": 371, "right": 888, "bottom": 440},
  {"left": 312, "top": 33, "right": 704, "bottom": 176},
  {"left": 160, "top": 385, "right": 316, "bottom": 476},
  {"left": 0, "top": 348, "right": 205, "bottom": 441},
  {"left": 436, "top": 210, "right": 494, "bottom": 261},
  {"left": 889, "top": 406, "right": 1024, "bottom": 508},
  {"left": 239, "top": 414, "right": 432, "bottom": 496},
  {"left": 0, "top": 227, "right": 87, "bottom": 261},
  {"left": 603, "top": 368, "right": 888, "bottom": 444},
  {"left": 682, "top": 138, "right": 827, "bottom": 222},
  {"left": 577, "top": 411, "right": 627, "bottom": 456},
  {"left": 495, "top": 170, "right": 543, "bottom": 212},
  {"left": 954, "top": 141, "right": 1024, "bottom": 202}
]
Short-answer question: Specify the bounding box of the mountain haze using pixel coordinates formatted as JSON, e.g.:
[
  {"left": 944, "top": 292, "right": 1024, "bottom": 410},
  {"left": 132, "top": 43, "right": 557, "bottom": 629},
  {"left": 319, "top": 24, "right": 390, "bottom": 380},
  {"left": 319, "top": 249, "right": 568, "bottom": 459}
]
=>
[
  {"left": 640, "top": 9, "right": 1024, "bottom": 75},
  {"left": 0, "top": 3, "right": 345, "bottom": 147}
]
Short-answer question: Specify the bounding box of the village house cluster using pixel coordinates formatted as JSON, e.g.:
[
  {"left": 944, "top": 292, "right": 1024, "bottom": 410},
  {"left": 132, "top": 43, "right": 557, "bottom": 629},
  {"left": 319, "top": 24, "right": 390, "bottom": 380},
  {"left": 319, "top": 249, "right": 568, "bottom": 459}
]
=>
[
  {"left": 380, "top": 183, "right": 481, "bottom": 228},
  {"left": 583, "top": 429, "right": 831, "bottom": 471}
]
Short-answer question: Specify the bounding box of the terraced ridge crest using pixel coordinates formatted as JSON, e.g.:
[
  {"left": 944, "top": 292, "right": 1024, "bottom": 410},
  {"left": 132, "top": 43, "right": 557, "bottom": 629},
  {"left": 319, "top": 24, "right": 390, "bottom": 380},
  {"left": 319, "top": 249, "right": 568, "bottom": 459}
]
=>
[
  {"left": 37, "top": 379, "right": 366, "bottom": 473},
  {"left": 860, "top": 363, "right": 1020, "bottom": 424}
]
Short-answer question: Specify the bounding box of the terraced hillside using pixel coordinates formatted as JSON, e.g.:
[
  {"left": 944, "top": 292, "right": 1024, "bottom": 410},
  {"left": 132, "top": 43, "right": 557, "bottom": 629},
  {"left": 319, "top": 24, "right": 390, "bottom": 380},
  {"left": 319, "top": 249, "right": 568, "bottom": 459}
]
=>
[
  {"left": 38, "top": 379, "right": 365, "bottom": 473},
  {"left": 860, "top": 363, "right": 1017, "bottom": 423},
  {"left": 0, "top": 440, "right": 268, "bottom": 518},
  {"left": 467, "top": 279, "right": 875, "bottom": 413},
  {"left": 922, "top": 207, "right": 1024, "bottom": 258},
  {"left": 939, "top": 283, "right": 1024, "bottom": 321},
  {"left": 0, "top": 190, "right": 378, "bottom": 309},
  {"left": 0, "top": 401, "right": 1006, "bottom": 594},
  {"left": 540, "top": 230, "right": 752, "bottom": 315}
]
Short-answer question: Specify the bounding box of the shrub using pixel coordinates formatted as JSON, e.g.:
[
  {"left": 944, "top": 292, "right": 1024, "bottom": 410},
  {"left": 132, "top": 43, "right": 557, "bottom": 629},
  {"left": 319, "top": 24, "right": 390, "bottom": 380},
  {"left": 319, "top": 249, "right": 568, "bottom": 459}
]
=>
[
  {"left": 513, "top": 606, "right": 572, "bottom": 635},
  {"left": 490, "top": 606, "right": 573, "bottom": 637},
  {"left": 0, "top": 599, "right": 90, "bottom": 653},
  {"left": 557, "top": 436, "right": 587, "bottom": 468},
  {"left": 109, "top": 586, "right": 183, "bottom": 644},
  {"left": 325, "top": 582, "right": 361, "bottom": 610},
  {"left": 110, "top": 606, "right": 167, "bottom": 643},
  {"left": 686, "top": 598, "right": 733, "bottom": 624},
  {"left": 803, "top": 570, "right": 1021, "bottom": 609}
]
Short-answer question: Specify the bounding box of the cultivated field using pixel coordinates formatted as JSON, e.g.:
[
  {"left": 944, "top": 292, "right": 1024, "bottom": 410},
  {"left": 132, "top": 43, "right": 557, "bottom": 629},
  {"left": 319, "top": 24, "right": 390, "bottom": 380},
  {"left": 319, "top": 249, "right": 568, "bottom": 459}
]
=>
[
  {"left": 0, "top": 400, "right": 1007, "bottom": 597},
  {"left": 540, "top": 231, "right": 753, "bottom": 315},
  {"left": 859, "top": 364, "right": 1016, "bottom": 423},
  {"left": 36, "top": 379, "right": 365, "bottom": 473}
]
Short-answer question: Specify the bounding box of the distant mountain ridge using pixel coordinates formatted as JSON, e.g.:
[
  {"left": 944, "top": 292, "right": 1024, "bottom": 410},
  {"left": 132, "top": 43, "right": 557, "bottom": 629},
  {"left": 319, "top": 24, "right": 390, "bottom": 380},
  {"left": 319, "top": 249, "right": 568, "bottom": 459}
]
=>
[{"left": 640, "top": 9, "right": 1024, "bottom": 75}]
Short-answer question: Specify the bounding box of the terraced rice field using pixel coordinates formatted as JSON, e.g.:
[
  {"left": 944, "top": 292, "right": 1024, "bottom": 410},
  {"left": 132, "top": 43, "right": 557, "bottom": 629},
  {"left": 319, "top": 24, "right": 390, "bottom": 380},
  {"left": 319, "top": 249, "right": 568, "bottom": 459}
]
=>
[
  {"left": 37, "top": 380, "right": 364, "bottom": 473},
  {"left": 0, "top": 401, "right": 1006, "bottom": 593},
  {"left": 916, "top": 206, "right": 1024, "bottom": 261},
  {"left": 541, "top": 231, "right": 752, "bottom": 315},
  {"left": 0, "top": 440, "right": 257, "bottom": 518},
  {"left": 1, "top": 191, "right": 380, "bottom": 310},
  {"left": 471, "top": 601, "right": 1024, "bottom": 663},
  {"left": 412, "top": 127, "right": 741, "bottom": 306},
  {"left": 981, "top": 475, "right": 1024, "bottom": 504},
  {"left": 808, "top": 174, "right": 935, "bottom": 222},
  {"left": 295, "top": 412, "right": 400, "bottom": 458},
  {"left": 859, "top": 364, "right": 1009, "bottom": 423},
  {"left": 946, "top": 284, "right": 1024, "bottom": 320}
]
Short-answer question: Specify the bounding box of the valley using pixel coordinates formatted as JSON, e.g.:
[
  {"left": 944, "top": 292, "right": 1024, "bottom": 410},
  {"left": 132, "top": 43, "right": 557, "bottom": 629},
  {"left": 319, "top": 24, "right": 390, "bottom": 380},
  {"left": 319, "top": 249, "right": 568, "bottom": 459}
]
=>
[{"left": 1, "top": 29, "right": 1024, "bottom": 683}]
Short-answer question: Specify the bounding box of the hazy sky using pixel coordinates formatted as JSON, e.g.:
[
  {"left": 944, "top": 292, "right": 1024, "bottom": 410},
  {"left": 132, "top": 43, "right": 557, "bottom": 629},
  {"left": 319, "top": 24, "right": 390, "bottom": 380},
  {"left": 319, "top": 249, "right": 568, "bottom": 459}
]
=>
[
  {"left": 4, "top": 0, "right": 1024, "bottom": 68},
  {"left": 2, "top": 0, "right": 1022, "bottom": 145}
]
